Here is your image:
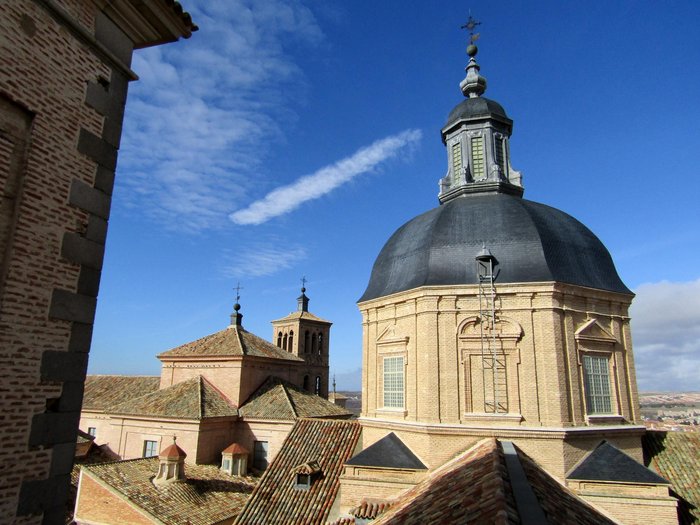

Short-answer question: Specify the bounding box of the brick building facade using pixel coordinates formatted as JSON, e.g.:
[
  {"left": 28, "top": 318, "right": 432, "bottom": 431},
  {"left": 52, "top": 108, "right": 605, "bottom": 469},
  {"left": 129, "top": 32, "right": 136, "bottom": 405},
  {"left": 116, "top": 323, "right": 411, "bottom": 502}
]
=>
[{"left": 0, "top": 1, "right": 194, "bottom": 522}]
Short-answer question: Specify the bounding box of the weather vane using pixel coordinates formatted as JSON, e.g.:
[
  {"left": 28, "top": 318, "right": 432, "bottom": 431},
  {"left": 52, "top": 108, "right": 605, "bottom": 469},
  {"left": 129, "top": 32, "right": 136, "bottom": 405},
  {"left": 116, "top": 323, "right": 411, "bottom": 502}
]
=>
[
  {"left": 234, "top": 282, "right": 243, "bottom": 304},
  {"left": 460, "top": 13, "right": 481, "bottom": 45}
]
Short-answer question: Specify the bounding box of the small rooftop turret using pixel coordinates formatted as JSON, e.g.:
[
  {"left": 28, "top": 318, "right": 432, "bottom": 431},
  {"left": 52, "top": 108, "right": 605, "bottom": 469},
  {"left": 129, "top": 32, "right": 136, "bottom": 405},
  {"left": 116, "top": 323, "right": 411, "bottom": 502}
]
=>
[{"left": 153, "top": 437, "right": 186, "bottom": 486}]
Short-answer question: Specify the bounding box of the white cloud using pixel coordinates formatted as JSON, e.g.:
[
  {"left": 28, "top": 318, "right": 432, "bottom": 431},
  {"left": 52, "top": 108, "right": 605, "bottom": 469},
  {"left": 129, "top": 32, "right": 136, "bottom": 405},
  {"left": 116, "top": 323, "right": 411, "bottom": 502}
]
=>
[
  {"left": 230, "top": 129, "right": 422, "bottom": 225},
  {"left": 222, "top": 243, "right": 307, "bottom": 278},
  {"left": 116, "top": 0, "right": 323, "bottom": 233},
  {"left": 630, "top": 279, "right": 700, "bottom": 392}
]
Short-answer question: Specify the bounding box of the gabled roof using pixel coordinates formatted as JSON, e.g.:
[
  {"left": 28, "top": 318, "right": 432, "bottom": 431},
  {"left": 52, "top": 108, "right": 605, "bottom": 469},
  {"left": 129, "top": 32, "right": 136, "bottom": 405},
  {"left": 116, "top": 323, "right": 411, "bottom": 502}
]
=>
[
  {"left": 345, "top": 432, "right": 427, "bottom": 470},
  {"left": 109, "top": 376, "right": 237, "bottom": 420},
  {"left": 370, "top": 438, "right": 616, "bottom": 525},
  {"left": 81, "top": 457, "right": 254, "bottom": 525},
  {"left": 158, "top": 326, "right": 304, "bottom": 362},
  {"left": 272, "top": 311, "right": 332, "bottom": 324},
  {"left": 568, "top": 441, "right": 668, "bottom": 484},
  {"left": 238, "top": 377, "right": 352, "bottom": 420},
  {"left": 82, "top": 375, "right": 160, "bottom": 411},
  {"left": 644, "top": 430, "right": 700, "bottom": 525},
  {"left": 234, "top": 419, "right": 362, "bottom": 525}
]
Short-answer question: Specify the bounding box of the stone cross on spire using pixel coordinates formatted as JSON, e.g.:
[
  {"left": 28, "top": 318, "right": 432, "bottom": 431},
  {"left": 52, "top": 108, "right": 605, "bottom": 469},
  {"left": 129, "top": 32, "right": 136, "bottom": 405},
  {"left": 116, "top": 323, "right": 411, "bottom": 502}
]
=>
[
  {"left": 459, "top": 15, "right": 487, "bottom": 98},
  {"left": 230, "top": 282, "right": 243, "bottom": 327}
]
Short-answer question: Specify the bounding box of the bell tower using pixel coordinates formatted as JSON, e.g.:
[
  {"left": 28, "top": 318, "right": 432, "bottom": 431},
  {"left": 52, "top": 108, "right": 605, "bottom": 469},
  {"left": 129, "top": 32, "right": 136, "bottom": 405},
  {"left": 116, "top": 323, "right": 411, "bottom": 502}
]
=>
[{"left": 271, "top": 281, "right": 332, "bottom": 397}]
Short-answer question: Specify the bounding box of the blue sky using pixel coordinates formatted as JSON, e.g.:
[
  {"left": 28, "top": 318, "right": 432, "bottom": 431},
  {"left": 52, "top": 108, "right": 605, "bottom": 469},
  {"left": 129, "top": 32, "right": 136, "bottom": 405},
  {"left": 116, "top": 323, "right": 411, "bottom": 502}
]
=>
[{"left": 89, "top": 1, "right": 700, "bottom": 392}]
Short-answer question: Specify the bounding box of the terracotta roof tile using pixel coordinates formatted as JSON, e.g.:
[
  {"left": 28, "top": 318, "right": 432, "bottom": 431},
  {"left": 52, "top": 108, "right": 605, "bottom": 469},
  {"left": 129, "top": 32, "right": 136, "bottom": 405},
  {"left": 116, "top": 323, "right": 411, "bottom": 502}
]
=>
[
  {"left": 82, "top": 457, "right": 254, "bottom": 525},
  {"left": 371, "top": 439, "right": 615, "bottom": 525},
  {"left": 644, "top": 430, "right": 700, "bottom": 525},
  {"left": 350, "top": 499, "right": 393, "bottom": 519},
  {"left": 239, "top": 377, "right": 352, "bottom": 420},
  {"left": 371, "top": 438, "right": 518, "bottom": 525},
  {"left": 82, "top": 375, "right": 160, "bottom": 411},
  {"left": 158, "top": 326, "right": 303, "bottom": 361},
  {"left": 272, "top": 311, "right": 332, "bottom": 324},
  {"left": 160, "top": 441, "right": 187, "bottom": 459},
  {"left": 223, "top": 443, "right": 249, "bottom": 455},
  {"left": 235, "top": 419, "right": 362, "bottom": 525},
  {"left": 110, "top": 376, "right": 237, "bottom": 420}
]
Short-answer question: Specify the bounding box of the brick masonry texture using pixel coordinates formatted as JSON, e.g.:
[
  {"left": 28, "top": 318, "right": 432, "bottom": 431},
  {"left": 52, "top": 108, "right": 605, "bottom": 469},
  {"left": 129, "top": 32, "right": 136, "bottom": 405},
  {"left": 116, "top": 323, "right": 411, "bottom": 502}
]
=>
[{"left": 0, "top": 1, "right": 193, "bottom": 522}]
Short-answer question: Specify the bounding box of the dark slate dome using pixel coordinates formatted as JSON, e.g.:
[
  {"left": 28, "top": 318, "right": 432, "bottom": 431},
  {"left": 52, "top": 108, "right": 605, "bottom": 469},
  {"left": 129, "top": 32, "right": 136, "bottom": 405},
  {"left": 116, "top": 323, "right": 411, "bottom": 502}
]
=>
[
  {"left": 445, "top": 97, "right": 509, "bottom": 127},
  {"left": 359, "top": 193, "right": 630, "bottom": 302}
]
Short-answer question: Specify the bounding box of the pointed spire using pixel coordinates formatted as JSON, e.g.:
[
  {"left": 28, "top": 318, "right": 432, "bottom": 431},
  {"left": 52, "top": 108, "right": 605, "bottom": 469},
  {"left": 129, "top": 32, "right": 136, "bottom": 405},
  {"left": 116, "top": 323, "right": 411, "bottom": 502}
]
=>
[
  {"left": 459, "top": 16, "right": 486, "bottom": 98},
  {"left": 297, "top": 276, "right": 309, "bottom": 312}
]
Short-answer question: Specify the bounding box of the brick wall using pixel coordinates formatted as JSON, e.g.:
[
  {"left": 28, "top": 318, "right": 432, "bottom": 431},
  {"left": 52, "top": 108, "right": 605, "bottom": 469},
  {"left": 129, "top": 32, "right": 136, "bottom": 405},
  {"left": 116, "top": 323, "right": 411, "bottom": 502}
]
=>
[
  {"left": 0, "top": 1, "right": 192, "bottom": 522},
  {"left": 74, "top": 471, "right": 155, "bottom": 524}
]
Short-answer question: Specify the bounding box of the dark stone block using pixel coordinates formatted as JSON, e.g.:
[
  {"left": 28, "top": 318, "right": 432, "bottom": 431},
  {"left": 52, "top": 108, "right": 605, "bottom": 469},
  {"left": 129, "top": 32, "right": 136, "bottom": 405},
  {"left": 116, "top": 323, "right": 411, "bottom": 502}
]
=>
[
  {"left": 40, "top": 351, "right": 88, "bottom": 382},
  {"left": 29, "top": 412, "right": 81, "bottom": 448},
  {"left": 95, "top": 12, "right": 134, "bottom": 68},
  {"left": 84, "top": 80, "right": 110, "bottom": 116},
  {"left": 102, "top": 115, "right": 124, "bottom": 148},
  {"left": 42, "top": 504, "right": 69, "bottom": 525},
  {"left": 77, "top": 128, "right": 117, "bottom": 171},
  {"left": 69, "top": 322, "right": 94, "bottom": 353},
  {"left": 69, "top": 178, "right": 111, "bottom": 219},
  {"left": 85, "top": 215, "right": 108, "bottom": 244},
  {"left": 77, "top": 265, "right": 101, "bottom": 297},
  {"left": 17, "top": 478, "right": 44, "bottom": 515},
  {"left": 49, "top": 289, "right": 97, "bottom": 324},
  {"left": 49, "top": 443, "right": 76, "bottom": 476},
  {"left": 94, "top": 166, "right": 115, "bottom": 195},
  {"left": 61, "top": 232, "right": 104, "bottom": 270},
  {"left": 58, "top": 381, "right": 85, "bottom": 412}
]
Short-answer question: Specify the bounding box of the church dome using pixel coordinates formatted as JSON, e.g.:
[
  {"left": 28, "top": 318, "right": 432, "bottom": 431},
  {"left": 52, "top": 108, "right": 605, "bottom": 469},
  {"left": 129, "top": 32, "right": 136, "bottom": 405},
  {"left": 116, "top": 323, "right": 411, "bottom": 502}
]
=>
[
  {"left": 359, "top": 193, "right": 631, "bottom": 302},
  {"left": 445, "top": 97, "right": 509, "bottom": 126}
]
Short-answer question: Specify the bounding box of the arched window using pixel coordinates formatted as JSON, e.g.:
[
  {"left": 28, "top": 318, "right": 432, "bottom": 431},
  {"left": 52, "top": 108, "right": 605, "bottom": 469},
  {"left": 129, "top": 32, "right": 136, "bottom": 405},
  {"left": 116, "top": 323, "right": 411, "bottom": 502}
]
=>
[
  {"left": 289, "top": 331, "right": 294, "bottom": 352},
  {"left": 277, "top": 332, "right": 282, "bottom": 348},
  {"left": 304, "top": 331, "right": 310, "bottom": 353},
  {"left": 283, "top": 333, "right": 288, "bottom": 351},
  {"left": 317, "top": 333, "right": 323, "bottom": 355},
  {"left": 311, "top": 333, "right": 317, "bottom": 354},
  {"left": 303, "top": 375, "right": 310, "bottom": 391},
  {"left": 315, "top": 376, "right": 321, "bottom": 395}
]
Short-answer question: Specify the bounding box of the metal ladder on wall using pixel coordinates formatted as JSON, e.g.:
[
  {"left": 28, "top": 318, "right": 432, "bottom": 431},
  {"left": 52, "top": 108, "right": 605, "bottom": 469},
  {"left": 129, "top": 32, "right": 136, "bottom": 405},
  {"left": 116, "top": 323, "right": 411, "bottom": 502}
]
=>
[{"left": 476, "top": 248, "right": 508, "bottom": 413}]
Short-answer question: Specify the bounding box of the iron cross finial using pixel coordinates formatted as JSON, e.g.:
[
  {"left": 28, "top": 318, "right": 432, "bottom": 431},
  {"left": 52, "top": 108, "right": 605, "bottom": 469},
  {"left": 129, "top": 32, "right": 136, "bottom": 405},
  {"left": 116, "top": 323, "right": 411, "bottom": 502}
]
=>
[
  {"left": 301, "top": 276, "right": 307, "bottom": 291},
  {"left": 460, "top": 14, "right": 481, "bottom": 45},
  {"left": 234, "top": 282, "right": 243, "bottom": 303}
]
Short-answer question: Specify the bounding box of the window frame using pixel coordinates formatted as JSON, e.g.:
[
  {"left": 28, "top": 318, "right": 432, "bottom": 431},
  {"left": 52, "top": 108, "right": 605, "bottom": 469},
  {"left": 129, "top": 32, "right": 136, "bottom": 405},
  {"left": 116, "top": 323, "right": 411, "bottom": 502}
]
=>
[
  {"left": 143, "top": 440, "right": 158, "bottom": 457},
  {"left": 582, "top": 354, "right": 613, "bottom": 415},
  {"left": 382, "top": 355, "right": 405, "bottom": 409}
]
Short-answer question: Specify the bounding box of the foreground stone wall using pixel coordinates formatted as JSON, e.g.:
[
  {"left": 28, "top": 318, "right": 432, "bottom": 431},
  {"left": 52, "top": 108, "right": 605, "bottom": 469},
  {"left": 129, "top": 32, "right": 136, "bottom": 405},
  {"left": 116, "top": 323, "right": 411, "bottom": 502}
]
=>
[{"left": 0, "top": 1, "right": 193, "bottom": 522}]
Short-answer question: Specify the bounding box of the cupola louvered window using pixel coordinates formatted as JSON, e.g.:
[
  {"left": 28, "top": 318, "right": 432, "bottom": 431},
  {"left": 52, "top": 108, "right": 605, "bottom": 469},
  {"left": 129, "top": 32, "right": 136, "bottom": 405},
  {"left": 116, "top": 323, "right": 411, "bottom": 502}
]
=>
[
  {"left": 494, "top": 136, "right": 507, "bottom": 176},
  {"left": 470, "top": 136, "right": 485, "bottom": 179},
  {"left": 451, "top": 142, "right": 462, "bottom": 175}
]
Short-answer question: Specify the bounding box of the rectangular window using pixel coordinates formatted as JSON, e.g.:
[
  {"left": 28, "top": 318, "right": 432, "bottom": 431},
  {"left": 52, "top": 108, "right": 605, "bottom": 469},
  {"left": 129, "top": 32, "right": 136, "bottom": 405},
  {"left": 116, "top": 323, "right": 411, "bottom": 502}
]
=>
[
  {"left": 470, "top": 136, "right": 485, "bottom": 180},
  {"left": 253, "top": 441, "right": 269, "bottom": 471},
  {"left": 383, "top": 356, "right": 404, "bottom": 408},
  {"left": 583, "top": 355, "right": 612, "bottom": 414},
  {"left": 494, "top": 136, "right": 507, "bottom": 176},
  {"left": 87, "top": 427, "right": 96, "bottom": 437},
  {"left": 451, "top": 142, "right": 462, "bottom": 174},
  {"left": 143, "top": 440, "right": 158, "bottom": 457}
]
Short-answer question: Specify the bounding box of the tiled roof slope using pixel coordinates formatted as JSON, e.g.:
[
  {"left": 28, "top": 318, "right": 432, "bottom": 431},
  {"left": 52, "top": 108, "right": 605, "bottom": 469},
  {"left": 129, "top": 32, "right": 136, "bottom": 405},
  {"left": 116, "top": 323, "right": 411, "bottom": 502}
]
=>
[
  {"left": 371, "top": 438, "right": 519, "bottom": 524},
  {"left": 644, "top": 431, "right": 700, "bottom": 525},
  {"left": 569, "top": 440, "right": 668, "bottom": 484},
  {"left": 82, "top": 375, "right": 160, "bottom": 411},
  {"left": 239, "top": 377, "right": 352, "bottom": 420},
  {"left": 516, "top": 444, "right": 618, "bottom": 525},
  {"left": 110, "top": 376, "right": 237, "bottom": 419},
  {"left": 158, "top": 326, "right": 304, "bottom": 361},
  {"left": 235, "top": 419, "right": 362, "bottom": 525},
  {"left": 273, "top": 311, "right": 332, "bottom": 324},
  {"left": 82, "top": 457, "right": 255, "bottom": 525},
  {"left": 371, "top": 439, "right": 616, "bottom": 525}
]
